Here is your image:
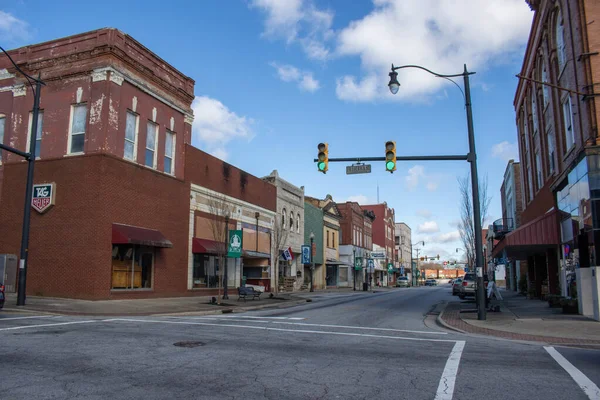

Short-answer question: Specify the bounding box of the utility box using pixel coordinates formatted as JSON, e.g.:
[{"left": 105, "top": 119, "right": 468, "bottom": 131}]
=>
[{"left": 0, "top": 254, "right": 18, "bottom": 292}]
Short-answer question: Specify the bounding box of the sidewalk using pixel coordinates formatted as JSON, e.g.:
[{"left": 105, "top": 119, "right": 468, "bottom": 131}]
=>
[
  {"left": 1, "top": 286, "right": 391, "bottom": 316},
  {"left": 439, "top": 289, "right": 600, "bottom": 345}
]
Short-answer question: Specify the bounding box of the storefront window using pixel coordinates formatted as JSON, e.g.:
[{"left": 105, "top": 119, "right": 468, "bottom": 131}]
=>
[
  {"left": 111, "top": 244, "right": 153, "bottom": 289},
  {"left": 193, "top": 254, "right": 219, "bottom": 288}
]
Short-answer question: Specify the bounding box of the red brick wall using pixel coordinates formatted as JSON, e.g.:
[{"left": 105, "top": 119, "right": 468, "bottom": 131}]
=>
[
  {"left": 184, "top": 145, "right": 276, "bottom": 212},
  {"left": 0, "top": 154, "right": 189, "bottom": 299}
]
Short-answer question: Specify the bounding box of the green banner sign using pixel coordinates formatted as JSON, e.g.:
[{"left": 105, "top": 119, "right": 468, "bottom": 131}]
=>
[
  {"left": 228, "top": 230, "right": 243, "bottom": 258},
  {"left": 354, "top": 257, "right": 362, "bottom": 271},
  {"left": 388, "top": 263, "right": 393, "bottom": 273}
]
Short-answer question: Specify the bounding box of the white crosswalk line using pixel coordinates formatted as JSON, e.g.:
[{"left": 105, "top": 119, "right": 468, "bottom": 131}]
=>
[
  {"left": 545, "top": 346, "right": 600, "bottom": 400},
  {"left": 434, "top": 341, "right": 465, "bottom": 400},
  {"left": 0, "top": 320, "right": 97, "bottom": 332}
]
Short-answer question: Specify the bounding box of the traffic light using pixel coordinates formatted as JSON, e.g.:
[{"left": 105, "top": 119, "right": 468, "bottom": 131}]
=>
[
  {"left": 437, "top": 254, "right": 440, "bottom": 260},
  {"left": 317, "top": 143, "right": 329, "bottom": 173},
  {"left": 385, "top": 141, "right": 397, "bottom": 172}
]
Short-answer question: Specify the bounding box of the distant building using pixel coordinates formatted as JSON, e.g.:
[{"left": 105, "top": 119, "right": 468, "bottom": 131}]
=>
[
  {"left": 362, "top": 203, "right": 396, "bottom": 285},
  {"left": 394, "top": 222, "right": 412, "bottom": 278}
]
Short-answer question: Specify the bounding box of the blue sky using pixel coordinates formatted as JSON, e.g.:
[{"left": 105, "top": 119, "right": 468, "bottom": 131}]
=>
[{"left": 2, "top": 0, "right": 533, "bottom": 261}]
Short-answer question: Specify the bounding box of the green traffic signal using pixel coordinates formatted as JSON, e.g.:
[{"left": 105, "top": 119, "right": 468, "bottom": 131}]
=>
[
  {"left": 386, "top": 160, "right": 396, "bottom": 171},
  {"left": 318, "top": 161, "right": 326, "bottom": 171}
]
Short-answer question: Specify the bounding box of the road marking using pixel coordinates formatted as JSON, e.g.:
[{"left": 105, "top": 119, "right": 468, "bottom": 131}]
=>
[
  {"left": 218, "top": 316, "right": 305, "bottom": 320},
  {"left": 434, "top": 341, "right": 465, "bottom": 400},
  {"left": 270, "top": 321, "right": 448, "bottom": 335},
  {"left": 0, "top": 315, "right": 57, "bottom": 322},
  {"left": 108, "top": 318, "right": 458, "bottom": 343},
  {"left": 545, "top": 346, "right": 600, "bottom": 399},
  {"left": 0, "top": 320, "right": 97, "bottom": 332}
]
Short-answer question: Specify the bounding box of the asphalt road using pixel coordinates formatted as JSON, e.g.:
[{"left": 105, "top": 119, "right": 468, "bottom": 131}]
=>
[{"left": 1, "top": 285, "right": 599, "bottom": 400}]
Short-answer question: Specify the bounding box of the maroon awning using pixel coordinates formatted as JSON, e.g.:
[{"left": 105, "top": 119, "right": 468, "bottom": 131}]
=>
[
  {"left": 112, "top": 223, "right": 173, "bottom": 248},
  {"left": 492, "top": 209, "right": 559, "bottom": 258},
  {"left": 192, "top": 238, "right": 223, "bottom": 254}
]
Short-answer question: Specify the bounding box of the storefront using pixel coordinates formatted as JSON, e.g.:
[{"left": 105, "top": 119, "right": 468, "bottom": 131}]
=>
[{"left": 111, "top": 223, "right": 173, "bottom": 291}]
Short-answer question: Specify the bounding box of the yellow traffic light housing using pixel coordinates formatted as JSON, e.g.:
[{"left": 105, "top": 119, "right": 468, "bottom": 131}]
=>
[
  {"left": 385, "top": 141, "right": 396, "bottom": 172},
  {"left": 317, "top": 143, "right": 329, "bottom": 173}
]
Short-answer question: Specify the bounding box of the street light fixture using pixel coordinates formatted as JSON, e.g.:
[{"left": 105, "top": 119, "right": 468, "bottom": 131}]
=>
[{"left": 388, "top": 63, "right": 486, "bottom": 320}]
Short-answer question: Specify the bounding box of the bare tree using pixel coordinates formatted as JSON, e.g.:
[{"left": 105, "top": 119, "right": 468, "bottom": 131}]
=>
[
  {"left": 207, "top": 194, "right": 234, "bottom": 305},
  {"left": 458, "top": 174, "right": 491, "bottom": 270},
  {"left": 271, "top": 214, "right": 289, "bottom": 295}
]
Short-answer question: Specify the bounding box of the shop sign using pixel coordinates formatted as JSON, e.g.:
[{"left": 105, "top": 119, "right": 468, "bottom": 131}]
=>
[
  {"left": 301, "top": 245, "right": 311, "bottom": 264},
  {"left": 31, "top": 183, "right": 56, "bottom": 214},
  {"left": 387, "top": 263, "right": 393, "bottom": 273},
  {"left": 371, "top": 252, "right": 385, "bottom": 259},
  {"left": 354, "top": 257, "right": 362, "bottom": 271},
  {"left": 228, "top": 230, "right": 243, "bottom": 258}
]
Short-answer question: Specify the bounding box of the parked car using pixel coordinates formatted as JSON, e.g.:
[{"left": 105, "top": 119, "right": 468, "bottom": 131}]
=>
[
  {"left": 452, "top": 278, "right": 463, "bottom": 295},
  {"left": 449, "top": 279, "right": 454, "bottom": 284},
  {"left": 425, "top": 279, "right": 437, "bottom": 286},
  {"left": 396, "top": 276, "right": 410, "bottom": 287},
  {"left": 458, "top": 273, "right": 489, "bottom": 299},
  {"left": 0, "top": 283, "right": 4, "bottom": 310}
]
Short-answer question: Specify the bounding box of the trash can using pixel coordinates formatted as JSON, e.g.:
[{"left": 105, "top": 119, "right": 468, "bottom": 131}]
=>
[{"left": 363, "top": 282, "right": 368, "bottom": 291}]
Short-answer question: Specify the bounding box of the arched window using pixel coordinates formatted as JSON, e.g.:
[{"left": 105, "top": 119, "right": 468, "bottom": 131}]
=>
[
  {"left": 296, "top": 213, "right": 300, "bottom": 233},
  {"left": 541, "top": 59, "right": 550, "bottom": 108},
  {"left": 281, "top": 208, "right": 286, "bottom": 229},
  {"left": 289, "top": 211, "right": 294, "bottom": 230},
  {"left": 531, "top": 88, "right": 539, "bottom": 137},
  {"left": 556, "top": 9, "right": 566, "bottom": 71}
]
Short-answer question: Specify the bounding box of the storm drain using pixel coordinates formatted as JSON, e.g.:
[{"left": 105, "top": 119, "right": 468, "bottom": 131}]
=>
[{"left": 173, "top": 341, "right": 205, "bottom": 348}]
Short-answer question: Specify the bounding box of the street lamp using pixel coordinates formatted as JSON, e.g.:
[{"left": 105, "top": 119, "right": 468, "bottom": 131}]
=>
[
  {"left": 0, "top": 46, "right": 45, "bottom": 306},
  {"left": 309, "top": 232, "right": 315, "bottom": 292},
  {"left": 353, "top": 247, "right": 356, "bottom": 291},
  {"left": 388, "top": 63, "right": 486, "bottom": 320},
  {"left": 412, "top": 241, "right": 425, "bottom": 287}
]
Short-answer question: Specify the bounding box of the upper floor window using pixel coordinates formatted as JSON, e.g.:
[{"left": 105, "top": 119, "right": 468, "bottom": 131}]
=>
[
  {"left": 124, "top": 111, "right": 138, "bottom": 161},
  {"left": 395, "top": 236, "right": 400, "bottom": 246},
  {"left": 535, "top": 151, "right": 543, "bottom": 190},
  {"left": 541, "top": 60, "right": 550, "bottom": 108},
  {"left": 0, "top": 115, "right": 5, "bottom": 163},
  {"left": 547, "top": 127, "right": 556, "bottom": 175},
  {"left": 164, "top": 131, "right": 175, "bottom": 175},
  {"left": 289, "top": 212, "right": 294, "bottom": 230},
  {"left": 281, "top": 208, "right": 286, "bottom": 229},
  {"left": 145, "top": 122, "right": 158, "bottom": 168},
  {"left": 68, "top": 104, "right": 87, "bottom": 154},
  {"left": 296, "top": 213, "right": 300, "bottom": 233},
  {"left": 531, "top": 90, "right": 539, "bottom": 136},
  {"left": 556, "top": 10, "right": 566, "bottom": 72},
  {"left": 27, "top": 111, "right": 44, "bottom": 159},
  {"left": 332, "top": 232, "right": 336, "bottom": 248},
  {"left": 562, "top": 95, "right": 575, "bottom": 150},
  {"left": 326, "top": 231, "right": 330, "bottom": 247}
]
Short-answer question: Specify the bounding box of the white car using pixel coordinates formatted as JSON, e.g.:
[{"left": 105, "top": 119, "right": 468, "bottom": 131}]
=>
[{"left": 396, "top": 276, "right": 410, "bottom": 287}]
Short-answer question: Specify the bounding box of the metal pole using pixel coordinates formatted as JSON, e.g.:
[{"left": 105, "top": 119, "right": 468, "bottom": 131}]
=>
[
  {"left": 223, "top": 216, "right": 229, "bottom": 300},
  {"left": 353, "top": 248, "right": 356, "bottom": 291},
  {"left": 17, "top": 78, "right": 42, "bottom": 306},
  {"left": 464, "top": 64, "right": 486, "bottom": 321},
  {"left": 310, "top": 236, "right": 314, "bottom": 292}
]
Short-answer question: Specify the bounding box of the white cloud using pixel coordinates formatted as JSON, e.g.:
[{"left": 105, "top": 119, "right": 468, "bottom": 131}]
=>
[
  {"left": 0, "top": 11, "right": 32, "bottom": 45},
  {"left": 250, "top": 0, "right": 334, "bottom": 60},
  {"left": 346, "top": 195, "right": 370, "bottom": 204},
  {"left": 416, "top": 209, "right": 432, "bottom": 219},
  {"left": 191, "top": 96, "right": 254, "bottom": 160},
  {"left": 405, "top": 165, "right": 425, "bottom": 191},
  {"left": 433, "top": 231, "right": 461, "bottom": 243},
  {"left": 418, "top": 221, "right": 439, "bottom": 233},
  {"left": 492, "top": 141, "right": 519, "bottom": 162},
  {"left": 335, "top": 0, "right": 532, "bottom": 102},
  {"left": 426, "top": 182, "right": 439, "bottom": 192},
  {"left": 270, "top": 62, "right": 320, "bottom": 92}
]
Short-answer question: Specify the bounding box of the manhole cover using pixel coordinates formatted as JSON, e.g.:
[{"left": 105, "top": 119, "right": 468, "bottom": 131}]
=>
[{"left": 173, "top": 341, "right": 205, "bottom": 348}]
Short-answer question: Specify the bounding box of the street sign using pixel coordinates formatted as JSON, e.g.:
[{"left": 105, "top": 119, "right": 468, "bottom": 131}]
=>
[
  {"left": 400, "top": 267, "right": 404, "bottom": 275},
  {"left": 227, "top": 230, "right": 243, "bottom": 258},
  {"left": 301, "top": 245, "right": 311, "bottom": 264},
  {"left": 464, "top": 267, "right": 469, "bottom": 273},
  {"left": 371, "top": 252, "right": 385, "bottom": 259},
  {"left": 346, "top": 164, "right": 371, "bottom": 175},
  {"left": 387, "top": 263, "right": 393, "bottom": 273},
  {"left": 32, "top": 183, "right": 56, "bottom": 214},
  {"left": 368, "top": 259, "right": 374, "bottom": 272}
]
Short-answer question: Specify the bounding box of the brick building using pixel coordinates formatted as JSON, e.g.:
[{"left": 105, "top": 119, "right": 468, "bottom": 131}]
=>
[
  {"left": 0, "top": 28, "right": 277, "bottom": 300},
  {"left": 395, "top": 222, "right": 412, "bottom": 278},
  {"left": 337, "top": 201, "right": 375, "bottom": 289},
  {"left": 362, "top": 203, "right": 396, "bottom": 285},
  {"left": 492, "top": 0, "right": 600, "bottom": 320}
]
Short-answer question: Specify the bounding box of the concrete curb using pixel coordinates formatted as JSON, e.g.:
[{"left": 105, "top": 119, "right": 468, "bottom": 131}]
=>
[{"left": 436, "top": 304, "right": 467, "bottom": 334}]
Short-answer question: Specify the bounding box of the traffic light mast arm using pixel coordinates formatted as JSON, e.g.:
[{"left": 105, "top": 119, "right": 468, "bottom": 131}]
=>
[{"left": 312, "top": 154, "right": 468, "bottom": 162}]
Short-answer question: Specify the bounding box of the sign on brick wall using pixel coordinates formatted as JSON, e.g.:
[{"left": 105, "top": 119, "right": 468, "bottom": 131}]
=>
[{"left": 31, "top": 183, "right": 56, "bottom": 214}]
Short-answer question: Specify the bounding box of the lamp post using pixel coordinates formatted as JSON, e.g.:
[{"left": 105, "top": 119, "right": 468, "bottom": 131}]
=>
[
  {"left": 353, "top": 247, "right": 356, "bottom": 291},
  {"left": 389, "top": 63, "right": 486, "bottom": 320},
  {"left": 0, "top": 47, "right": 45, "bottom": 306},
  {"left": 223, "top": 215, "right": 229, "bottom": 300},
  {"left": 310, "top": 232, "right": 315, "bottom": 292},
  {"left": 412, "top": 241, "right": 425, "bottom": 287}
]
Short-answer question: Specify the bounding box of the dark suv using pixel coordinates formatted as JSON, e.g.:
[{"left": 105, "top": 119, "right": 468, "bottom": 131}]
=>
[{"left": 458, "top": 273, "right": 489, "bottom": 299}]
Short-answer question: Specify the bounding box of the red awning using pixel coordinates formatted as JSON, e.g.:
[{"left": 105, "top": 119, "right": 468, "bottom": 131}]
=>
[
  {"left": 492, "top": 209, "right": 559, "bottom": 258},
  {"left": 112, "top": 223, "right": 173, "bottom": 248},
  {"left": 192, "top": 238, "right": 223, "bottom": 254}
]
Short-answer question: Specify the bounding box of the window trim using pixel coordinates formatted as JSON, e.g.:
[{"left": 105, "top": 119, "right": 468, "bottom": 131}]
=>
[
  {"left": 296, "top": 213, "right": 300, "bottom": 233},
  {"left": 281, "top": 208, "right": 286, "bottom": 230},
  {"left": 67, "top": 103, "right": 87, "bottom": 155},
  {"left": 562, "top": 95, "right": 575, "bottom": 152},
  {"left": 164, "top": 130, "right": 175, "bottom": 175},
  {"left": 26, "top": 111, "right": 44, "bottom": 159},
  {"left": 145, "top": 121, "right": 159, "bottom": 169},
  {"left": 124, "top": 110, "right": 139, "bottom": 162},
  {"left": 555, "top": 9, "right": 567, "bottom": 75}
]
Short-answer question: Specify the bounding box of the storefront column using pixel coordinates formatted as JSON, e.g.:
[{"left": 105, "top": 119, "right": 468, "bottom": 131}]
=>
[{"left": 547, "top": 248, "right": 559, "bottom": 295}]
